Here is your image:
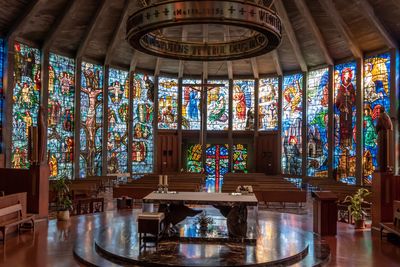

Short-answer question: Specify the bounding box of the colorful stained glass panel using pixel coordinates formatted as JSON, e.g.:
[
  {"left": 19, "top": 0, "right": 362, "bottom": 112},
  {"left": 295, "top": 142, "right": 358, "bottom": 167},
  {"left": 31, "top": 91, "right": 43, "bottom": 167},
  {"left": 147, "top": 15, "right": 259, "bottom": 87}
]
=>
[
  {"left": 158, "top": 77, "right": 178, "bottom": 129},
  {"left": 258, "top": 77, "right": 279, "bottom": 131},
  {"left": 307, "top": 68, "right": 329, "bottom": 177},
  {"left": 0, "top": 38, "right": 3, "bottom": 153},
  {"left": 233, "top": 80, "right": 255, "bottom": 130},
  {"left": 233, "top": 144, "right": 248, "bottom": 173},
  {"left": 11, "top": 42, "right": 41, "bottom": 169},
  {"left": 282, "top": 73, "right": 303, "bottom": 175},
  {"left": 182, "top": 79, "right": 201, "bottom": 130},
  {"left": 187, "top": 144, "right": 202, "bottom": 173},
  {"left": 205, "top": 144, "right": 229, "bottom": 192},
  {"left": 207, "top": 80, "right": 229, "bottom": 131},
  {"left": 334, "top": 61, "right": 357, "bottom": 185},
  {"left": 47, "top": 53, "right": 75, "bottom": 179},
  {"left": 107, "top": 68, "right": 129, "bottom": 174}
]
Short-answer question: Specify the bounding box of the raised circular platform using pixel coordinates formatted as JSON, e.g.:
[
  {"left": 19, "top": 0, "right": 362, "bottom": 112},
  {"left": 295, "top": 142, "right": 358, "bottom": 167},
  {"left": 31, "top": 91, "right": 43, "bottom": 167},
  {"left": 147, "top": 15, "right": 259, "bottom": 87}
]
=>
[{"left": 73, "top": 211, "right": 330, "bottom": 267}]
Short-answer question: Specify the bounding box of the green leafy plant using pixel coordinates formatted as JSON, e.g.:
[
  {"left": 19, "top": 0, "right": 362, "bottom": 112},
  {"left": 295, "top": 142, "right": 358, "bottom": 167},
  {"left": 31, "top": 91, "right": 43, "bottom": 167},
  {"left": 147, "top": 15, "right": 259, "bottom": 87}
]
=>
[
  {"left": 51, "top": 177, "right": 73, "bottom": 211},
  {"left": 344, "top": 188, "right": 371, "bottom": 222},
  {"left": 195, "top": 212, "right": 214, "bottom": 227}
]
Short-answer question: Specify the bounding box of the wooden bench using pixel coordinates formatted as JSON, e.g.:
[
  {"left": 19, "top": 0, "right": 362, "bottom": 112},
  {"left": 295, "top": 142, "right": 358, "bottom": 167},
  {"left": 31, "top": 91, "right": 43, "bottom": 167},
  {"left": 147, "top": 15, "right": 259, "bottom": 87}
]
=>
[
  {"left": 380, "top": 201, "right": 400, "bottom": 240},
  {"left": 0, "top": 203, "right": 35, "bottom": 243}
]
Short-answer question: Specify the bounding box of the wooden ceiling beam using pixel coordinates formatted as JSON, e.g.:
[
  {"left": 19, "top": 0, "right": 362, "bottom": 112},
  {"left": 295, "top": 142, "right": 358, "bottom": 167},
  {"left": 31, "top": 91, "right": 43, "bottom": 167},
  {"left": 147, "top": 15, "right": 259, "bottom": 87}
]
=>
[
  {"left": 6, "top": 0, "right": 41, "bottom": 41},
  {"left": 224, "top": 26, "right": 233, "bottom": 79},
  {"left": 129, "top": 50, "right": 138, "bottom": 72},
  {"left": 355, "top": 0, "right": 397, "bottom": 48},
  {"left": 319, "top": 0, "right": 363, "bottom": 59},
  {"left": 76, "top": 0, "right": 108, "bottom": 59},
  {"left": 42, "top": 0, "right": 75, "bottom": 51},
  {"left": 294, "top": 0, "right": 333, "bottom": 65},
  {"left": 274, "top": 0, "right": 308, "bottom": 72},
  {"left": 271, "top": 50, "right": 283, "bottom": 76},
  {"left": 154, "top": 57, "right": 161, "bottom": 76},
  {"left": 251, "top": 58, "right": 259, "bottom": 79},
  {"left": 202, "top": 24, "right": 208, "bottom": 80},
  {"left": 105, "top": 0, "right": 131, "bottom": 65}
]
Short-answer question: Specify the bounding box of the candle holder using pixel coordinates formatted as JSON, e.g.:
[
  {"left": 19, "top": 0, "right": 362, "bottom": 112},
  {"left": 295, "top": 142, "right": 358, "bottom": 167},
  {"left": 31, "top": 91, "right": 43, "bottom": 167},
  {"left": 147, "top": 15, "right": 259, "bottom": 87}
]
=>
[
  {"left": 157, "top": 184, "right": 164, "bottom": 193},
  {"left": 163, "top": 184, "right": 169, "bottom": 193}
]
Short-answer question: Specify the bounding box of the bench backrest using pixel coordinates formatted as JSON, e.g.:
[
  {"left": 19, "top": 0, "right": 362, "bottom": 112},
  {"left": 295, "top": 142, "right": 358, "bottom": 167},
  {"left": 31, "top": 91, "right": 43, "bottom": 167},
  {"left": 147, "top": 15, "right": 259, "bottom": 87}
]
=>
[{"left": 0, "top": 203, "right": 22, "bottom": 218}]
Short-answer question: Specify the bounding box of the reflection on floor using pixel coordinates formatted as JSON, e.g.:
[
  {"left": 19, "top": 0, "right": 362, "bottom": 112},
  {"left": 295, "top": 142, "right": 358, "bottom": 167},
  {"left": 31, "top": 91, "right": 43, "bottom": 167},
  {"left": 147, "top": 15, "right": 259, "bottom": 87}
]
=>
[{"left": 0, "top": 199, "right": 400, "bottom": 266}]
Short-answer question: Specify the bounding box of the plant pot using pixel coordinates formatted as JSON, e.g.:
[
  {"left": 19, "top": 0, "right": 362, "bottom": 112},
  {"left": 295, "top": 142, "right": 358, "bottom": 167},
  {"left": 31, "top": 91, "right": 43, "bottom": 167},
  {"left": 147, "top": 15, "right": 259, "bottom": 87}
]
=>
[
  {"left": 354, "top": 219, "right": 365, "bottom": 229},
  {"left": 57, "top": 210, "right": 70, "bottom": 221}
]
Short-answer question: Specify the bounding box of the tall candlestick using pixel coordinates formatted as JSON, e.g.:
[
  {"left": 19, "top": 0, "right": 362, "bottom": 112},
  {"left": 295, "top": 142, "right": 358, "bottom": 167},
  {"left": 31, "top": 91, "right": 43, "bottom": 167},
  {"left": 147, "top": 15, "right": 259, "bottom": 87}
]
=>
[
  {"left": 164, "top": 175, "right": 168, "bottom": 186},
  {"left": 159, "top": 175, "right": 163, "bottom": 185}
]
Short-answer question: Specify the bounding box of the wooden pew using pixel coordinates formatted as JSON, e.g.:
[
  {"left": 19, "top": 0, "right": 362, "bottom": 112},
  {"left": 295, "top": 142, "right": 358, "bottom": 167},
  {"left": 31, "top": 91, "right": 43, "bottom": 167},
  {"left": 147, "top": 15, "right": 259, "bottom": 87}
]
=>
[{"left": 380, "top": 200, "right": 400, "bottom": 239}]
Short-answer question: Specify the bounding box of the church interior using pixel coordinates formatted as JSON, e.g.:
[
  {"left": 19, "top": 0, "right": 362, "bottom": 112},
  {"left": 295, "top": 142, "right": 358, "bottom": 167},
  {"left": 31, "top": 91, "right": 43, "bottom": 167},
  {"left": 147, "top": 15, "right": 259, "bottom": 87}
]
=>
[{"left": 0, "top": 0, "right": 400, "bottom": 266}]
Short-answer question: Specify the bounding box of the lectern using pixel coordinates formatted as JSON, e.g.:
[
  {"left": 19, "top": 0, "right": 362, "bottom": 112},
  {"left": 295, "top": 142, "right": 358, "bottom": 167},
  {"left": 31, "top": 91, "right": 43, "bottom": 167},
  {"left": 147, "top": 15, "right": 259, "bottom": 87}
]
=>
[{"left": 313, "top": 191, "right": 338, "bottom": 236}]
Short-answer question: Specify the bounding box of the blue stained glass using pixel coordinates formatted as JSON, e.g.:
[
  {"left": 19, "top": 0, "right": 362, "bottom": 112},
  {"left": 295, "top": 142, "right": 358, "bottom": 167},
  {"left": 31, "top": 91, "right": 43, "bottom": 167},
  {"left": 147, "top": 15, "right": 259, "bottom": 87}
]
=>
[
  {"left": 11, "top": 42, "right": 41, "bottom": 169},
  {"left": 0, "top": 38, "right": 4, "bottom": 153},
  {"left": 158, "top": 77, "right": 178, "bottom": 129},
  {"left": 207, "top": 80, "right": 229, "bottom": 131},
  {"left": 307, "top": 68, "right": 329, "bottom": 177},
  {"left": 107, "top": 68, "right": 129, "bottom": 174},
  {"left": 47, "top": 53, "right": 75, "bottom": 179},
  {"left": 80, "top": 62, "right": 103, "bottom": 177},
  {"left": 205, "top": 144, "right": 229, "bottom": 192},
  {"left": 182, "top": 79, "right": 201, "bottom": 130},
  {"left": 233, "top": 80, "right": 255, "bottom": 130},
  {"left": 282, "top": 73, "right": 303, "bottom": 175},
  {"left": 132, "top": 73, "right": 154, "bottom": 173},
  {"left": 334, "top": 61, "right": 357, "bottom": 185},
  {"left": 363, "top": 52, "right": 391, "bottom": 185},
  {"left": 258, "top": 77, "right": 279, "bottom": 131}
]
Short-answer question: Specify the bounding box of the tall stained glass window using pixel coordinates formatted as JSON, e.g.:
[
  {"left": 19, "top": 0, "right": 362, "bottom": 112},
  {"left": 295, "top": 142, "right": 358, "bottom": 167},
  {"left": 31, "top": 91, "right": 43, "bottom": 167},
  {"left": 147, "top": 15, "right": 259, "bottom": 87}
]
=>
[
  {"left": 182, "top": 79, "right": 201, "bottom": 130},
  {"left": 233, "top": 144, "right": 248, "bottom": 173},
  {"left": 282, "top": 73, "right": 303, "bottom": 175},
  {"left": 0, "top": 38, "right": 4, "bottom": 153},
  {"left": 205, "top": 144, "right": 229, "bottom": 192},
  {"left": 307, "top": 68, "right": 329, "bottom": 177},
  {"left": 258, "top": 77, "right": 279, "bottom": 131},
  {"left": 363, "top": 52, "right": 391, "bottom": 185},
  {"left": 132, "top": 73, "right": 154, "bottom": 173},
  {"left": 187, "top": 144, "right": 202, "bottom": 173},
  {"left": 207, "top": 80, "right": 229, "bottom": 130},
  {"left": 80, "top": 62, "right": 103, "bottom": 177},
  {"left": 334, "top": 61, "right": 357, "bottom": 184},
  {"left": 11, "top": 42, "right": 41, "bottom": 169},
  {"left": 233, "top": 80, "right": 254, "bottom": 130},
  {"left": 107, "top": 68, "right": 129, "bottom": 174},
  {"left": 158, "top": 77, "right": 178, "bottom": 129},
  {"left": 47, "top": 54, "right": 75, "bottom": 179}
]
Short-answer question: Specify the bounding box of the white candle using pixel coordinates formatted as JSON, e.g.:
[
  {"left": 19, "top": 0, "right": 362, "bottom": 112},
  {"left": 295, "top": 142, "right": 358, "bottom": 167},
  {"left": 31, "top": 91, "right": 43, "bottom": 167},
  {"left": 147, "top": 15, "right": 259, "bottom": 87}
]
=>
[
  {"left": 159, "top": 175, "right": 163, "bottom": 185},
  {"left": 164, "top": 175, "right": 168, "bottom": 186}
]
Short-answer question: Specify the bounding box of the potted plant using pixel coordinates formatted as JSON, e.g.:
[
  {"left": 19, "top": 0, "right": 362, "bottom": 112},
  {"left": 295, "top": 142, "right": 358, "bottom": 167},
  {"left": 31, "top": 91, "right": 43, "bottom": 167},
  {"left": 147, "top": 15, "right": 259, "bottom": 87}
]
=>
[
  {"left": 52, "top": 177, "right": 73, "bottom": 221},
  {"left": 195, "top": 212, "right": 214, "bottom": 232},
  {"left": 344, "top": 188, "right": 371, "bottom": 229}
]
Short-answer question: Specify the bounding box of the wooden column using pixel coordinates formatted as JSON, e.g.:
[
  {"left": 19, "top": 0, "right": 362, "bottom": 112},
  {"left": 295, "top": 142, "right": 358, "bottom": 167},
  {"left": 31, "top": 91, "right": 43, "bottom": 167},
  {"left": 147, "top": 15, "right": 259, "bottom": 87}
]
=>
[
  {"left": 389, "top": 49, "right": 398, "bottom": 174},
  {"left": 73, "top": 57, "right": 82, "bottom": 178},
  {"left": 228, "top": 79, "right": 233, "bottom": 172},
  {"left": 40, "top": 49, "right": 49, "bottom": 163},
  {"left": 253, "top": 78, "right": 259, "bottom": 173},
  {"left": 127, "top": 71, "right": 134, "bottom": 176},
  {"left": 302, "top": 72, "right": 307, "bottom": 178},
  {"left": 277, "top": 75, "right": 283, "bottom": 175},
  {"left": 201, "top": 79, "right": 208, "bottom": 169},
  {"left": 153, "top": 76, "right": 159, "bottom": 173},
  {"left": 3, "top": 38, "right": 15, "bottom": 168},
  {"left": 102, "top": 65, "right": 109, "bottom": 175},
  {"left": 327, "top": 65, "right": 335, "bottom": 180},
  {"left": 355, "top": 57, "right": 364, "bottom": 185},
  {"left": 177, "top": 77, "right": 183, "bottom": 171}
]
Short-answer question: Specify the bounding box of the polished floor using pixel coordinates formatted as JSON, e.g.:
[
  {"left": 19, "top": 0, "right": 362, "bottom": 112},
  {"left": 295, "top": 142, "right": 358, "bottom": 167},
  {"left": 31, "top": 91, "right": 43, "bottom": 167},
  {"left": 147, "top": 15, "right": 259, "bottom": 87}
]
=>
[{"left": 0, "top": 199, "right": 400, "bottom": 266}]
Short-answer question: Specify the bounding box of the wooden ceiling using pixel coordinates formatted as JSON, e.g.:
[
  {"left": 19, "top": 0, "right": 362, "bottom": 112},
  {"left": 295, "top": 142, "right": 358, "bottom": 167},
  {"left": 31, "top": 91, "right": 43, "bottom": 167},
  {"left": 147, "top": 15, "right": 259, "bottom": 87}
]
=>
[{"left": 0, "top": 0, "right": 398, "bottom": 77}]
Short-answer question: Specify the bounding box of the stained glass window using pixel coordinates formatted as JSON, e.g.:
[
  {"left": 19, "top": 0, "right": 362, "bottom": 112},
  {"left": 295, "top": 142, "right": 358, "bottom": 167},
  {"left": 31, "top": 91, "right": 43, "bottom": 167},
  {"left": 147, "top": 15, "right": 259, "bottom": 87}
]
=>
[
  {"left": 0, "top": 38, "right": 4, "bottom": 153},
  {"left": 205, "top": 144, "right": 229, "bottom": 192},
  {"left": 233, "top": 80, "right": 255, "bottom": 130},
  {"left": 258, "top": 77, "right": 279, "bottom": 131},
  {"left": 11, "top": 42, "right": 41, "bottom": 169},
  {"left": 132, "top": 73, "right": 154, "bottom": 173},
  {"left": 334, "top": 61, "right": 357, "bottom": 185},
  {"left": 187, "top": 144, "right": 202, "bottom": 173},
  {"left": 363, "top": 52, "right": 391, "bottom": 185},
  {"left": 47, "top": 53, "right": 75, "bottom": 179},
  {"left": 107, "top": 68, "right": 129, "bottom": 174},
  {"left": 158, "top": 77, "right": 178, "bottom": 129},
  {"left": 207, "top": 80, "right": 229, "bottom": 131},
  {"left": 282, "top": 73, "right": 303, "bottom": 175},
  {"left": 307, "top": 68, "right": 329, "bottom": 177},
  {"left": 80, "top": 62, "right": 103, "bottom": 177},
  {"left": 233, "top": 144, "right": 248, "bottom": 173},
  {"left": 182, "top": 79, "right": 201, "bottom": 130}
]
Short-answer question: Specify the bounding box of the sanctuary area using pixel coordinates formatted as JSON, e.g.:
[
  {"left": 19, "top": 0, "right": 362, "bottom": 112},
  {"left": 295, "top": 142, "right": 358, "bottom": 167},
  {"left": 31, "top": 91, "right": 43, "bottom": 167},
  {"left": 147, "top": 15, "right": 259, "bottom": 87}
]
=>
[{"left": 0, "top": 0, "right": 400, "bottom": 266}]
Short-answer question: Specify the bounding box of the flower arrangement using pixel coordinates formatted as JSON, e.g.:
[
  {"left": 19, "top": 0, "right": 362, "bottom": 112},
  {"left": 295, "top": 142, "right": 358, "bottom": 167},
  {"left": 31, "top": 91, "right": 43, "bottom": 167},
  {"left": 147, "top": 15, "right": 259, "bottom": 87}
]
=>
[{"left": 195, "top": 212, "right": 214, "bottom": 230}]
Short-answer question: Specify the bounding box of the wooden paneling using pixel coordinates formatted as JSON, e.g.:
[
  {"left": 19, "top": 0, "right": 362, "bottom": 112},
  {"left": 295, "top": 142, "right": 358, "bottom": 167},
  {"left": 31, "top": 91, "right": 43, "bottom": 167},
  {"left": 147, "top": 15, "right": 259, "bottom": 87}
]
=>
[
  {"left": 255, "top": 133, "right": 279, "bottom": 175},
  {"left": 156, "top": 132, "right": 179, "bottom": 174}
]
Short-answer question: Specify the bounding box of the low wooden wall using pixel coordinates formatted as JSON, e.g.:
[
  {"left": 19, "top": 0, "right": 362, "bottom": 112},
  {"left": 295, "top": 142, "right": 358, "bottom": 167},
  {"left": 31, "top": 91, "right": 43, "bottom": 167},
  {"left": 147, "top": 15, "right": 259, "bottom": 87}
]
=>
[{"left": 0, "top": 192, "right": 28, "bottom": 232}]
